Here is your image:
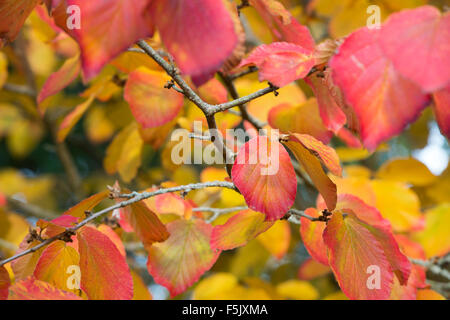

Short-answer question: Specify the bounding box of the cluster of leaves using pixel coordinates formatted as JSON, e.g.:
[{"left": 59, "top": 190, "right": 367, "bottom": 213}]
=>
[{"left": 0, "top": 0, "right": 449, "bottom": 300}]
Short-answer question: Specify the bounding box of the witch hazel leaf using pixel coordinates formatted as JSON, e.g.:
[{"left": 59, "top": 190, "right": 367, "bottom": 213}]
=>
[
  {"left": 0, "top": 266, "right": 10, "bottom": 300},
  {"left": 63, "top": 190, "right": 109, "bottom": 219},
  {"left": 57, "top": 95, "right": 95, "bottom": 142},
  {"left": 124, "top": 67, "right": 184, "bottom": 128},
  {"left": 334, "top": 194, "right": 411, "bottom": 285},
  {"left": 299, "top": 208, "right": 328, "bottom": 265},
  {"left": 283, "top": 133, "right": 341, "bottom": 210},
  {"left": 33, "top": 240, "right": 80, "bottom": 293},
  {"left": 147, "top": 219, "right": 220, "bottom": 297},
  {"left": 249, "top": 0, "right": 315, "bottom": 51},
  {"left": 268, "top": 98, "right": 333, "bottom": 144},
  {"left": 121, "top": 200, "right": 170, "bottom": 247},
  {"left": 239, "top": 42, "right": 315, "bottom": 88},
  {"left": 211, "top": 209, "right": 274, "bottom": 251},
  {"left": 432, "top": 86, "right": 450, "bottom": 140},
  {"left": 232, "top": 136, "right": 297, "bottom": 221},
  {"left": 330, "top": 27, "right": 430, "bottom": 151},
  {"left": 77, "top": 226, "right": 133, "bottom": 300},
  {"left": 67, "top": 0, "right": 154, "bottom": 80},
  {"left": 0, "top": 0, "right": 40, "bottom": 47},
  {"left": 305, "top": 69, "right": 348, "bottom": 133},
  {"left": 97, "top": 224, "right": 126, "bottom": 257},
  {"left": 380, "top": 6, "right": 450, "bottom": 92},
  {"left": 323, "top": 211, "right": 394, "bottom": 300},
  {"left": 8, "top": 277, "right": 82, "bottom": 300},
  {"left": 37, "top": 54, "right": 81, "bottom": 105},
  {"left": 149, "top": 0, "right": 238, "bottom": 85},
  {"left": 11, "top": 240, "right": 46, "bottom": 280}
]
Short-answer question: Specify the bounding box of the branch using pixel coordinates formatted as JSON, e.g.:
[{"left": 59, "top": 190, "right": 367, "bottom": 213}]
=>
[
  {"left": 411, "top": 258, "right": 450, "bottom": 281},
  {"left": 0, "top": 181, "right": 238, "bottom": 267},
  {"left": 6, "top": 196, "right": 58, "bottom": 220}
]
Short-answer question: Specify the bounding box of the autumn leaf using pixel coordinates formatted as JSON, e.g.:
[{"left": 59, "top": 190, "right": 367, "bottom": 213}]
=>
[
  {"left": 77, "top": 226, "right": 133, "bottom": 300},
  {"left": 283, "top": 133, "right": 341, "bottom": 210},
  {"left": 63, "top": 190, "right": 109, "bottom": 219},
  {"left": 432, "top": 86, "right": 450, "bottom": 140},
  {"left": 146, "top": 219, "right": 220, "bottom": 297},
  {"left": 11, "top": 239, "right": 46, "bottom": 280},
  {"left": 57, "top": 95, "right": 95, "bottom": 142},
  {"left": 66, "top": 0, "right": 154, "bottom": 80},
  {"left": 239, "top": 42, "right": 315, "bottom": 87},
  {"left": 0, "top": 0, "right": 40, "bottom": 47},
  {"left": 268, "top": 98, "right": 333, "bottom": 143},
  {"left": 232, "top": 136, "right": 297, "bottom": 221},
  {"left": 8, "top": 277, "right": 82, "bottom": 300},
  {"left": 330, "top": 27, "right": 430, "bottom": 151},
  {"left": 37, "top": 54, "right": 81, "bottom": 105},
  {"left": 380, "top": 6, "right": 450, "bottom": 92},
  {"left": 299, "top": 208, "right": 328, "bottom": 265},
  {"left": 119, "top": 200, "right": 169, "bottom": 247},
  {"left": 297, "top": 258, "right": 331, "bottom": 280},
  {"left": 256, "top": 220, "right": 291, "bottom": 259},
  {"left": 211, "top": 209, "right": 274, "bottom": 251},
  {"left": 33, "top": 240, "right": 80, "bottom": 294},
  {"left": 124, "top": 67, "right": 184, "bottom": 128},
  {"left": 149, "top": 0, "right": 239, "bottom": 85}
]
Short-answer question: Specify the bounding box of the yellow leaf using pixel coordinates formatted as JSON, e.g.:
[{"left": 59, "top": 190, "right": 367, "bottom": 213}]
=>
[
  {"left": 414, "top": 204, "right": 450, "bottom": 258},
  {"left": 276, "top": 280, "right": 319, "bottom": 300},
  {"left": 104, "top": 123, "right": 143, "bottom": 182},
  {"left": 376, "top": 158, "right": 437, "bottom": 186},
  {"left": 257, "top": 220, "right": 291, "bottom": 259},
  {"left": 371, "top": 180, "right": 424, "bottom": 232}
]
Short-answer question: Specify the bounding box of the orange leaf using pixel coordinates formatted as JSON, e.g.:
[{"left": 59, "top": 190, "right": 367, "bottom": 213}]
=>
[
  {"left": 268, "top": 98, "right": 333, "bottom": 144},
  {"left": 63, "top": 190, "right": 109, "bottom": 219},
  {"left": 299, "top": 208, "right": 328, "bottom": 265},
  {"left": 37, "top": 54, "right": 81, "bottom": 105},
  {"left": 97, "top": 224, "right": 126, "bottom": 257},
  {"left": 283, "top": 133, "right": 340, "bottom": 210},
  {"left": 297, "top": 258, "right": 331, "bottom": 280},
  {"left": 57, "top": 95, "right": 95, "bottom": 142},
  {"left": 0, "top": 0, "right": 40, "bottom": 47},
  {"left": 124, "top": 67, "right": 184, "bottom": 128},
  {"left": 211, "top": 209, "right": 274, "bottom": 250},
  {"left": 33, "top": 240, "right": 80, "bottom": 294},
  {"left": 11, "top": 239, "right": 45, "bottom": 280},
  {"left": 232, "top": 136, "right": 297, "bottom": 221},
  {"left": 77, "top": 226, "right": 133, "bottom": 300},
  {"left": 146, "top": 219, "right": 220, "bottom": 297},
  {"left": 8, "top": 277, "right": 82, "bottom": 300}
]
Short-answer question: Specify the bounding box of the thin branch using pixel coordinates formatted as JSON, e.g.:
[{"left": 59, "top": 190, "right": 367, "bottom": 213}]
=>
[
  {"left": 2, "top": 83, "right": 36, "bottom": 97},
  {"left": 6, "top": 196, "right": 58, "bottom": 220},
  {"left": 411, "top": 258, "right": 450, "bottom": 281},
  {"left": 0, "top": 181, "right": 238, "bottom": 267}
]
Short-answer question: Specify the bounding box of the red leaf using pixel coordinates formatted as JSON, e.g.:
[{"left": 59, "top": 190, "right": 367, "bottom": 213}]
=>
[
  {"left": 211, "top": 209, "right": 274, "bottom": 250},
  {"left": 232, "top": 136, "right": 297, "bottom": 221},
  {"left": 323, "top": 194, "right": 412, "bottom": 300},
  {"left": 240, "top": 42, "right": 315, "bottom": 88},
  {"left": 77, "top": 226, "right": 133, "bottom": 300},
  {"left": 37, "top": 54, "right": 81, "bottom": 105},
  {"left": 330, "top": 27, "right": 430, "bottom": 151},
  {"left": 0, "top": 266, "right": 10, "bottom": 300},
  {"left": 305, "top": 69, "right": 348, "bottom": 133},
  {"left": 67, "top": 0, "right": 154, "bottom": 80},
  {"left": 147, "top": 219, "right": 220, "bottom": 297},
  {"left": 299, "top": 208, "right": 328, "bottom": 265},
  {"left": 249, "top": 0, "right": 315, "bottom": 50},
  {"left": 124, "top": 67, "right": 184, "bottom": 128},
  {"left": 380, "top": 6, "right": 450, "bottom": 92},
  {"left": 149, "top": 0, "right": 239, "bottom": 84},
  {"left": 433, "top": 86, "right": 450, "bottom": 140},
  {"left": 8, "top": 277, "right": 82, "bottom": 300},
  {"left": 0, "top": 0, "right": 40, "bottom": 47}
]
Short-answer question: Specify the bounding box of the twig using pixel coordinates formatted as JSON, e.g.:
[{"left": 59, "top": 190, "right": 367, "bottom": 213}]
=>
[
  {"left": 0, "top": 181, "right": 238, "bottom": 267},
  {"left": 411, "top": 258, "right": 450, "bottom": 281},
  {"left": 2, "top": 83, "right": 36, "bottom": 97},
  {"left": 6, "top": 196, "right": 58, "bottom": 220}
]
